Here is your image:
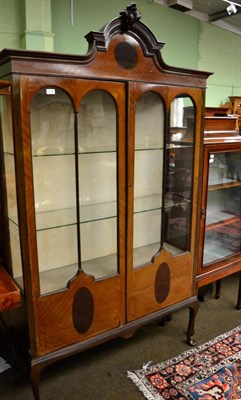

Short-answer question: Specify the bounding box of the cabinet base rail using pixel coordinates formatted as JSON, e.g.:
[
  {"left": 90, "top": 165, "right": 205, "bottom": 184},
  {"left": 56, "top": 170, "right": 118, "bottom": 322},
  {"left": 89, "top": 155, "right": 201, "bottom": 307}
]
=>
[{"left": 29, "top": 297, "right": 199, "bottom": 400}]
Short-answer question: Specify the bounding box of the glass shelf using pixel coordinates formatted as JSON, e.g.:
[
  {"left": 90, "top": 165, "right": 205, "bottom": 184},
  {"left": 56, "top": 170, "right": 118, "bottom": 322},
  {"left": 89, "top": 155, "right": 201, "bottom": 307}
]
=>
[
  {"left": 164, "top": 195, "right": 190, "bottom": 209},
  {"left": 204, "top": 214, "right": 241, "bottom": 266},
  {"left": 134, "top": 194, "right": 162, "bottom": 214},
  {"left": 206, "top": 211, "right": 235, "bottom": 226},
  {"left": 166, "top": 143, "right": 193, "bottom": 149},
  {"left": 15, "top": 252, "right": 118, "bottom": 294},
  {"left": 4, "top": 147, "right": 117, "bottom": 158},
  {"left": 7, "top": 144, "right": 170, "bottom": 156},
  {"left": 208, "top": 178, "right": 241, "bottom": 191},
  {"left": 133, "top": 241, "right": 183, "bottom": 267},
  {"left": 135, "top": 144, "right": 164, "bottom": 151},
  {"left": 9, "top": 203, "right": 116, "bottom": 231},
  {"left": 3, "top": 150, "right": 14, "bottom": 157},
  {"left": 19, "top": 240, "right": 186, "bottom": 295},
  {"left": 31, "top": 146, "right": 117, "bottom": 156},
  {"left": 9, "top": 195, "right": 165, "bottom": 231},
  {"left": 203, "top": 243, "right": 233, "bottom": 265}
]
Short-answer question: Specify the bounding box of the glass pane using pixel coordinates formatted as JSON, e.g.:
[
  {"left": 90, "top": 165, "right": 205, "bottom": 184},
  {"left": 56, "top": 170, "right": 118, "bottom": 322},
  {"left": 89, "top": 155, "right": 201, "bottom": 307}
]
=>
[
  {"left": 31, "top": 88, "right": 77, "bottom": 294},
  {"left": 0, "top": 96, "right": 23, "bottom": 286},
  {"left": 164, "top": 96, "right": 195, "bottom": 253},
  {"left": 133, "top": 92, "right": 164, "bottom": 267},
  {"left": 78, "top": 90, "right": 117, "bottom": 278},
  {"left": 31, "top": 88, "right": 74, "bottom": 155},
  {"left": 204, "top": 150, "right": 241, "bottom": 265}
]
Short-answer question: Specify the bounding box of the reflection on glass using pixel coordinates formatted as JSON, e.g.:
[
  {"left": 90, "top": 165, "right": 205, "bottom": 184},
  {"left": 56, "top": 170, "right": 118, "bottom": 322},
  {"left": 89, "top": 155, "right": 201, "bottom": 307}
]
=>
[
  {"left": 133, "top": 92, "right": 164, "bottom": 267},
  {"left": 0, "top": 96, "right": 23, "bottom": 286},
  {"left": 164, "top": 96, "right": 195, "bottom": 253},
  {"left": 78, "top": 91, "right": 118, "bottom": 278},
  {"left": 31, "top": 88, "right": 77, "bottom": 294},
  {"left": 204, "top": 151, "right": 241, "bottom": 266}
]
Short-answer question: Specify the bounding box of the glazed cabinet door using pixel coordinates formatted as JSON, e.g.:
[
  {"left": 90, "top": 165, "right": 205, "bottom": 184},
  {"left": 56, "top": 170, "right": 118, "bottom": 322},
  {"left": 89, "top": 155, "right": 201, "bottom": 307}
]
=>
[
  {"left": 127, "top": 83, "right": 202, "bottom": 321},
  {"left": 197, "top": 145, "right": 241, "bottom": 281},
  {"left": 9, "top": 76, "right": 126, "bottom": 355}
]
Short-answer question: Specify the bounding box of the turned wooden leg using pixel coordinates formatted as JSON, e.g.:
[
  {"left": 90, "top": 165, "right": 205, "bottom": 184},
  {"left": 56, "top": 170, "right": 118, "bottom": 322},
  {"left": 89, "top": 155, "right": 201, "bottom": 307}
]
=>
[
  {"left": 198, "top": 284, "right": 213, "bottom": 302},
  {"left": 187, "top": 300, "right": 199, "bottom": 346},
  {"left": 236, "top": 271, "right": 241, "bottom": 310},
  {"left": 31, "top": 362, "right": 43, "bottom": 400},
  {"left": 215, "top": 280, "right": 222, "bottom": 299}
]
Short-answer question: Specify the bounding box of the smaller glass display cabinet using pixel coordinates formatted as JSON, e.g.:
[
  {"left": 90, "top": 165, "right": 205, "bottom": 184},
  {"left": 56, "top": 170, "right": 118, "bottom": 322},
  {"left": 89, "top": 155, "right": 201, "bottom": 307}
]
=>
[
  {"left": 197, "top": 113, "right": 241, "bottom": 304},
  {"left": 0, "top": 5, "right": 211, "bottom": 400}
]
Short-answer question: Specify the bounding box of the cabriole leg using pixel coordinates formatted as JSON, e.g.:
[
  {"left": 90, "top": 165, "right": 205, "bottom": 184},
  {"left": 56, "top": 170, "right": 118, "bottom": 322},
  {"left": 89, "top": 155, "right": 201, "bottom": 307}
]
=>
[
  {"left": 236, "top": 271, "right": 241, "bottom": 310},
  {"left": 31, "top": 362, "right": 43, "bottom": 400},
  {"left": 187, "top": 300, "right": 199, "bottom": 346}
]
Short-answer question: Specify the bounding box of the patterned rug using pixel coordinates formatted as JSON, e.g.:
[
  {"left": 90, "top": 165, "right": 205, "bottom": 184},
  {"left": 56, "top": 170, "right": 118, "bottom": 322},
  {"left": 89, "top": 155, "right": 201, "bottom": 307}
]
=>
[{"left": 127, "top": 325, "right": 241, "bottom": 399}]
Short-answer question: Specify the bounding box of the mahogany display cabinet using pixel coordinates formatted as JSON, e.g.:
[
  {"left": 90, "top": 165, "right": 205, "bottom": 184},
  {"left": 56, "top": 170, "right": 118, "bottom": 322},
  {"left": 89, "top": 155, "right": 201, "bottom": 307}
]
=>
[
  {"left": 197, "top": 114, "right": 241, "bottom": 305},
  {"left": 0, "top": 4, "right": 211, "bottom": 399}
]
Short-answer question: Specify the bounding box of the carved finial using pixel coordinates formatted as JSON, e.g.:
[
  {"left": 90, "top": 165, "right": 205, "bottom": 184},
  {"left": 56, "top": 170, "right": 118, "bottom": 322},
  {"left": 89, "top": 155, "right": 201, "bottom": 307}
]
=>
[{"left": 120, "top": 3, "right": 142, "bottom": 32}]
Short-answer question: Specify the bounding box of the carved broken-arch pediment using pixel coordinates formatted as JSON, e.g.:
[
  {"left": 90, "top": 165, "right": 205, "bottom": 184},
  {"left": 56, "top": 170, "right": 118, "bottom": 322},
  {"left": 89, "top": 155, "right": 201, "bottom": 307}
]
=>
[{"left": 85, "top": 3, "right": 165, "bottom": 60}]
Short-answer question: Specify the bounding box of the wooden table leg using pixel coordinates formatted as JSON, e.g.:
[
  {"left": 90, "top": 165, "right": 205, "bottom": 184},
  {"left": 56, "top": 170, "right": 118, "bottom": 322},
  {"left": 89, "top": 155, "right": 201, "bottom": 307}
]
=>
[
  {"left": 236, "top": 271, "right": 241, "bottom": 310},
  {"left": 187, "top": 300, "right": 199, "bottom": 346},
  {"left": 31, "top": 362, "right": 44, "bottom": 400},
  {"left": 215, "top": 279, "right": 222, "bottom": 299}
]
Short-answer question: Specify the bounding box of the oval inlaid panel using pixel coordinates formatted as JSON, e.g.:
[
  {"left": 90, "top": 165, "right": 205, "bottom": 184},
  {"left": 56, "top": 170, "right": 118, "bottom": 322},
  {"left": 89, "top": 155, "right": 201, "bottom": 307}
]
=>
[
  {"left": 155, "top": 262, "right": 170, "bottom": 304},
  {"left": 72, "top": 287, "right": 94, "bottom": 334},
  {"left": 114, "top": 42, "right": 138, "bottom": 69}
]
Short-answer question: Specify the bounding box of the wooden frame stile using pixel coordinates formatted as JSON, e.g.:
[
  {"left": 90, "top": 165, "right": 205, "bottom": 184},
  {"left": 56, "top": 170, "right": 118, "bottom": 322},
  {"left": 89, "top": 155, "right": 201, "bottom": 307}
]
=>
[
  {"left": 191, "top": 87, "right": 207, "bottom": 288},
  {"left": 17, "top": 75, "right": 40, "bottom": 358},
  {"left": 0, "top": 81, "right": 12, "bottom": 271}
]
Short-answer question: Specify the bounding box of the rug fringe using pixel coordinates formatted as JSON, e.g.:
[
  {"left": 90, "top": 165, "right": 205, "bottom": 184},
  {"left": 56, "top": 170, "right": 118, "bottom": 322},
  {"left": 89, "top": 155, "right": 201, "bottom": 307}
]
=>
[
  {"left": 127, "top": 325, "right": 241, "bottom": 400},
  {"left": 127, "top": 371, "right": 157, "bottom": 400}
]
